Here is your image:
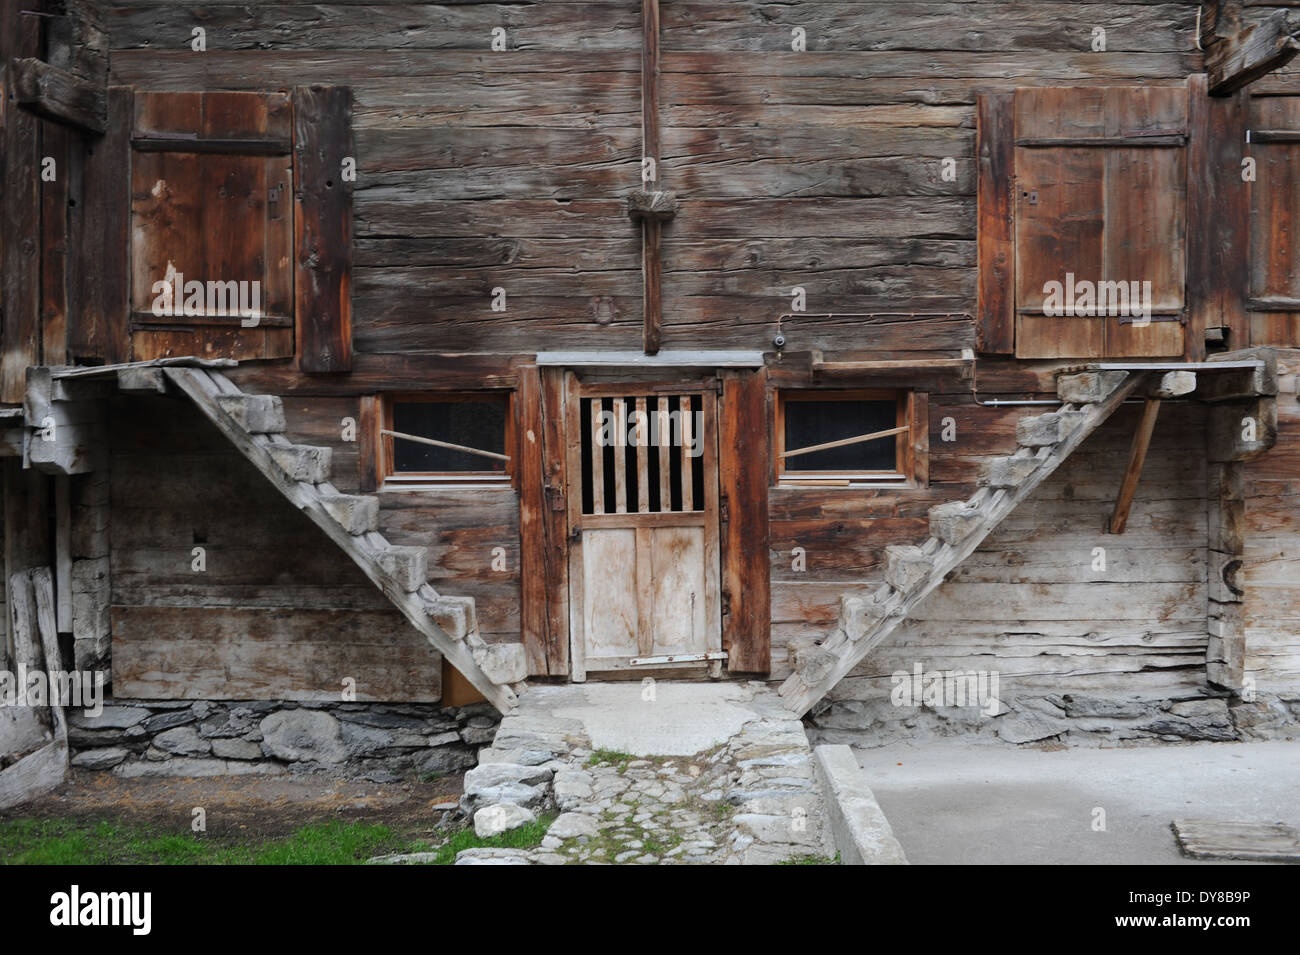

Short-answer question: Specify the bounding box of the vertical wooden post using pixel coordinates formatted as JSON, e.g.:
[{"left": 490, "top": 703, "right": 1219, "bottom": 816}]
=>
[
  {"left": 641, "top": 0, "right": 662, "bottom": 355},
  {"left": 976, "top": 92, "right": 1016, "bottom": 355},
  {"left": 719, "top": 369, "right": 771, "bottom": 673},
  {"left": 293, "top": 85, "right": 354, "bottom": 373},
  {"left": 1, "top": 1, "right": 45, "bottom": 401},
  {"left": 1187, "top": 74, "right": 1248, "bottom": 356}
]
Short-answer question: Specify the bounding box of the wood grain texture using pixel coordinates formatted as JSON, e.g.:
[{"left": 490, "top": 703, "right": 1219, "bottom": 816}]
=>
[
  {"left": 70, "top": 87, "right": 131, "bottom": 365},
  {"left": 294, "top": 85, "right": 354, "bottom": 372},
  {"left": 720, "top": 369, "right": 770, "bottom": 673}
]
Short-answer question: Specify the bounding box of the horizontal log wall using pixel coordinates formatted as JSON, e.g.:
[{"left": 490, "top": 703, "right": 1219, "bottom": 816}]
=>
[
  {"left": 792, "top": 401, "right": 1213, "bottom": 701},
  {"left": 107, "top": 396, "right": 445, "bottom": 700},
  {"left": 106, "top": 0, "right": 1206, "bottom": 358},
  {"left": 1242, "top": 348, "right": 1300, "bottom": 690}
]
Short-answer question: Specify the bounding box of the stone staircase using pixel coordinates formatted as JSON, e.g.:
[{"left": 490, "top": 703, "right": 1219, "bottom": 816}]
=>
[
  {"left": 155, "top": 366, "right": 527, "bottom": 712},
  {"left": 779, "top": 368, "right": 1153, "bottom": 717}
]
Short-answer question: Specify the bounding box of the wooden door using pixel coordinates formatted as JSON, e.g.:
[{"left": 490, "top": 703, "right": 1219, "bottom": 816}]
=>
[{"left": 563, "top": 375, "right": 722, "bottom": 680}]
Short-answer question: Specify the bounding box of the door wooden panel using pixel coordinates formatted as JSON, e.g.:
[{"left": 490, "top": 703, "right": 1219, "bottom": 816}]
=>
[
  {"left": 563, "top": 375, "right": 721, "bottom": 679},
  {"left": 1009, "top": 85, "right": 1189, "bottom": 358}
]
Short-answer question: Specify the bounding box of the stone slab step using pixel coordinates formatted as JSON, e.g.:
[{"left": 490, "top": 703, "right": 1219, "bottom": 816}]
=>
[
  {"left": 216, "top": 393, "right": 286, "bottom": 434},
  {"left": 321, "top": 493, "right": 380, "bottom": 535},
  {"left": 884, "top": 544, "right": 932, "bottom": 592},
  {"left": 425, "top": 593, "right": 477, "bottom": 641},
  {"left": 1057, "top": 370, "right": 1127, "bottom": 404},
  {"left": 371, "top": 544, "right": 428, "bottom": 593},
  {"left": 266, "top": 443, "right": 332, "bottom": 483},
  {"left": 928, "top": 500, "right": 984, "bottom": 545},
  {"left": 472, "top": 642, "right": 529, "bottom": 686}
]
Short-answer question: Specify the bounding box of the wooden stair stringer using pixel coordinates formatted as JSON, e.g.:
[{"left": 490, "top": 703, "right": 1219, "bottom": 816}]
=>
[
  {"left": 162, "top": 366, "right": 519, "bottom": 713},
  {"left": 779, "top": 371, "right": 1150, "bottom": 717}
]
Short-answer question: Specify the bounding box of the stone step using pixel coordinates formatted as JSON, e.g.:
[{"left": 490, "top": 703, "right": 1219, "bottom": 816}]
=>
[
  {"left": 425, "top": 593, "right": 477, "bottom": 641},
  {"left": 370, "top": 544, "right": 428, "bottom": 593},
  {"left": 471, "top": 642, "right": 529, "bottom": 686},
  {"left": 928, "top": 500, "right": 985, "bottom": 545},
  {"left": 788, "top": 641, "right": 837, "bottom": 686},
  {"left": 267, "top": 443, "right": 332, "bottom": 484},
  {"left": 1016, "top": 410, "right": 1085, "bottom": 447},
  {"left": 1057, "top": 369, "right": 1127, "bottom": 404},
  {"left": 884, "top": 544, "right": 933, "bottom": 592},
  {"left": 216, "top": 393, "right": 286, "bottom": 434},
  {"left": 979, "top": 449, "right": 1040, "bottom": 488},
  {"left": 320, "top": 493, "right": 379, "bottom": 535}
]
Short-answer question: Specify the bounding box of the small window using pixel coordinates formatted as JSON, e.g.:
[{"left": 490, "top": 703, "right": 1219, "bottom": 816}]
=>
[
  {"left": 382, "top": 394, "right": 512, "bottom": 486},
  {"left": 776, "top": 390, "right": 911, "bottom": 486}
]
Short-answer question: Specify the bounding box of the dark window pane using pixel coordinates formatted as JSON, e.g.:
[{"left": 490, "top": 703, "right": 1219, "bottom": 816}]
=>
[
  {"left": 784, "top": 399, "right": 897, "bottom": 472},
  {"left": 392, "top": 400, "right": 507, "bottom": 474}
]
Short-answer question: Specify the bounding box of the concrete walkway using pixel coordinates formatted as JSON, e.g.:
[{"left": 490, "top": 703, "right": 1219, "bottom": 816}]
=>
[{"left": 855, "top": 740, "right": 1300, "bottom": 864}]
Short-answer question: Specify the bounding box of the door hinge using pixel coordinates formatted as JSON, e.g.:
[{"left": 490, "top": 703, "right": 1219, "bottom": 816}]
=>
[
  {"left": 720, "top": 495, "right": 730, "bottom": 524},
  {"left": 721, "top": 590, "right": 731, "bottom": 616}
]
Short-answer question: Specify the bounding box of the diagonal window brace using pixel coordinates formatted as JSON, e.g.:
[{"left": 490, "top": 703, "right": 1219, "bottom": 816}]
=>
[
  {"left": 779, "top": 424, "right": 909, "bottom": 460},
  {"left": 381, "top": 428, "right": 511, "bottom": 463}
]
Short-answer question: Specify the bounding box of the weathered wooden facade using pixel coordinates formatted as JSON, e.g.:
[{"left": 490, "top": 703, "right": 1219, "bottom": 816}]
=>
[{"left": 2, "top": 0, "right": 1299, "bottom": 757}]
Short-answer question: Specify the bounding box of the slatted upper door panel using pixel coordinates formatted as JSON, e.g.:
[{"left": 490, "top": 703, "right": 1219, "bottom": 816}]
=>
[
  {"left": 1013, "top": 86, "right": 1187, "bottom": 359},
  {"left": 130, "top": 91, "right": 294, "bottom": 361},
  {"left": 579, "top": 394, "right": 704, "bottom": 517},
  {"left": 1248, "top": 95, "right": 1300, "bottom": 346}
]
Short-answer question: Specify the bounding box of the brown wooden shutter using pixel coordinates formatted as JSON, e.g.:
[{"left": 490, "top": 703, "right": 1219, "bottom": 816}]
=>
[
  {"left": 292, "top": 85, "right": 353, "bottom": 373},
  {"left": 1246, "top": 93, "right": 1300, "bottom": 347},
  {"left": 980, "top": 86, "right": 1191, "bottom": 359},
  {"left": 129, "top": 90, "right": 294, "bottom": 361}
]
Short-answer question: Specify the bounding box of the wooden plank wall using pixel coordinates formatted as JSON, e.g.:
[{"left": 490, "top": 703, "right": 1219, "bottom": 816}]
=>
[
  {"left": 804, "top": 401, "right": 1212, "bottom": 701},
  {"left": 1242, "top": 348, "right": 1300, "bottom": 690},
  {"left": 93, "top": 3, "right": 1298, "bottom": 701},
  {"left": 105, "top": 1, "right": 1201, "bottom": 361},
  {"left": 108, "top": 396, "right": 444, "bottom": 700}
]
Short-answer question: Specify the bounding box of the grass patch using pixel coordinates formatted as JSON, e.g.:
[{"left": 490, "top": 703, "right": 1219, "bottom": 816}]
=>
[
  {"left": 426, "top": 814, "right": 553, "bottom": 865},
  {"left": 0, "top": 818, "right": 421, "bottom": 866},
  {"left": 585, "top": 749, "right": 636, "bottom": 772},
  {"left": 780, "top": 852, "right": 842, "bottom": 865}
]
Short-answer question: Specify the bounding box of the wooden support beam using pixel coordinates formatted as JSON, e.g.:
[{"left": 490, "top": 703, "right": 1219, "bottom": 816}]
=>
[
  {"left": 1108, "top": 398, "right": 1162, "bottom": 535},
  {"left": 1207, "top": 396, "right": 1278, "bottom": 461},
  {"left": 11, "top": 57, "right": 106, "bottom": 134},
  {"left": 1205, "top": 2, "right": 1300, "bottom": 96},
  {"left": 640, "top": 0, "right": 663, "bottom": 355}
]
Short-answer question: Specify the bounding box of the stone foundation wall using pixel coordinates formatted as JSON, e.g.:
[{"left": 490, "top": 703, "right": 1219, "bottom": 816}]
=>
[
  {"left": 808, "top": 690, "right": 1300, "bottom": 748},
  {"left": 67, "top": 698, "right": 499, "bottom": 782}
]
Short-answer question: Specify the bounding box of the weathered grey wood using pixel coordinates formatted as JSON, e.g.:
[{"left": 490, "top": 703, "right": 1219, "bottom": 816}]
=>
[
  {"left": 781, "top": 372, "right": 1147, "bottom": 715},
  {"left": 116, "top": 367, "right": 168, "bottom": 394},
  {"left": 112, "top": 605, "right": 442, "bottom": 702},
  {"left": 1207, "top": 397, "right": 1278, "bottom": 461},
  {"left": 54, "top": 480, "right": 72, "bottom": 634},
  {"left": 1172, "top": 818, "right": 1300, "bottom": 862},
  {"left": 1206, "top": 6, "right": 1300, "bottom": 95},
  {"left": 11, "top": 57, "right": 107, "bottom": 134},
  {"left": 161, "top": 367, "right": 516, "bottom": 711}
]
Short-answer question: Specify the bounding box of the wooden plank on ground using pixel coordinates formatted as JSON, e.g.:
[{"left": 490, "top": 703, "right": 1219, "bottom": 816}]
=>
[{"left": 1172, "top": 818, "right": 1300, "bottom": 862}]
